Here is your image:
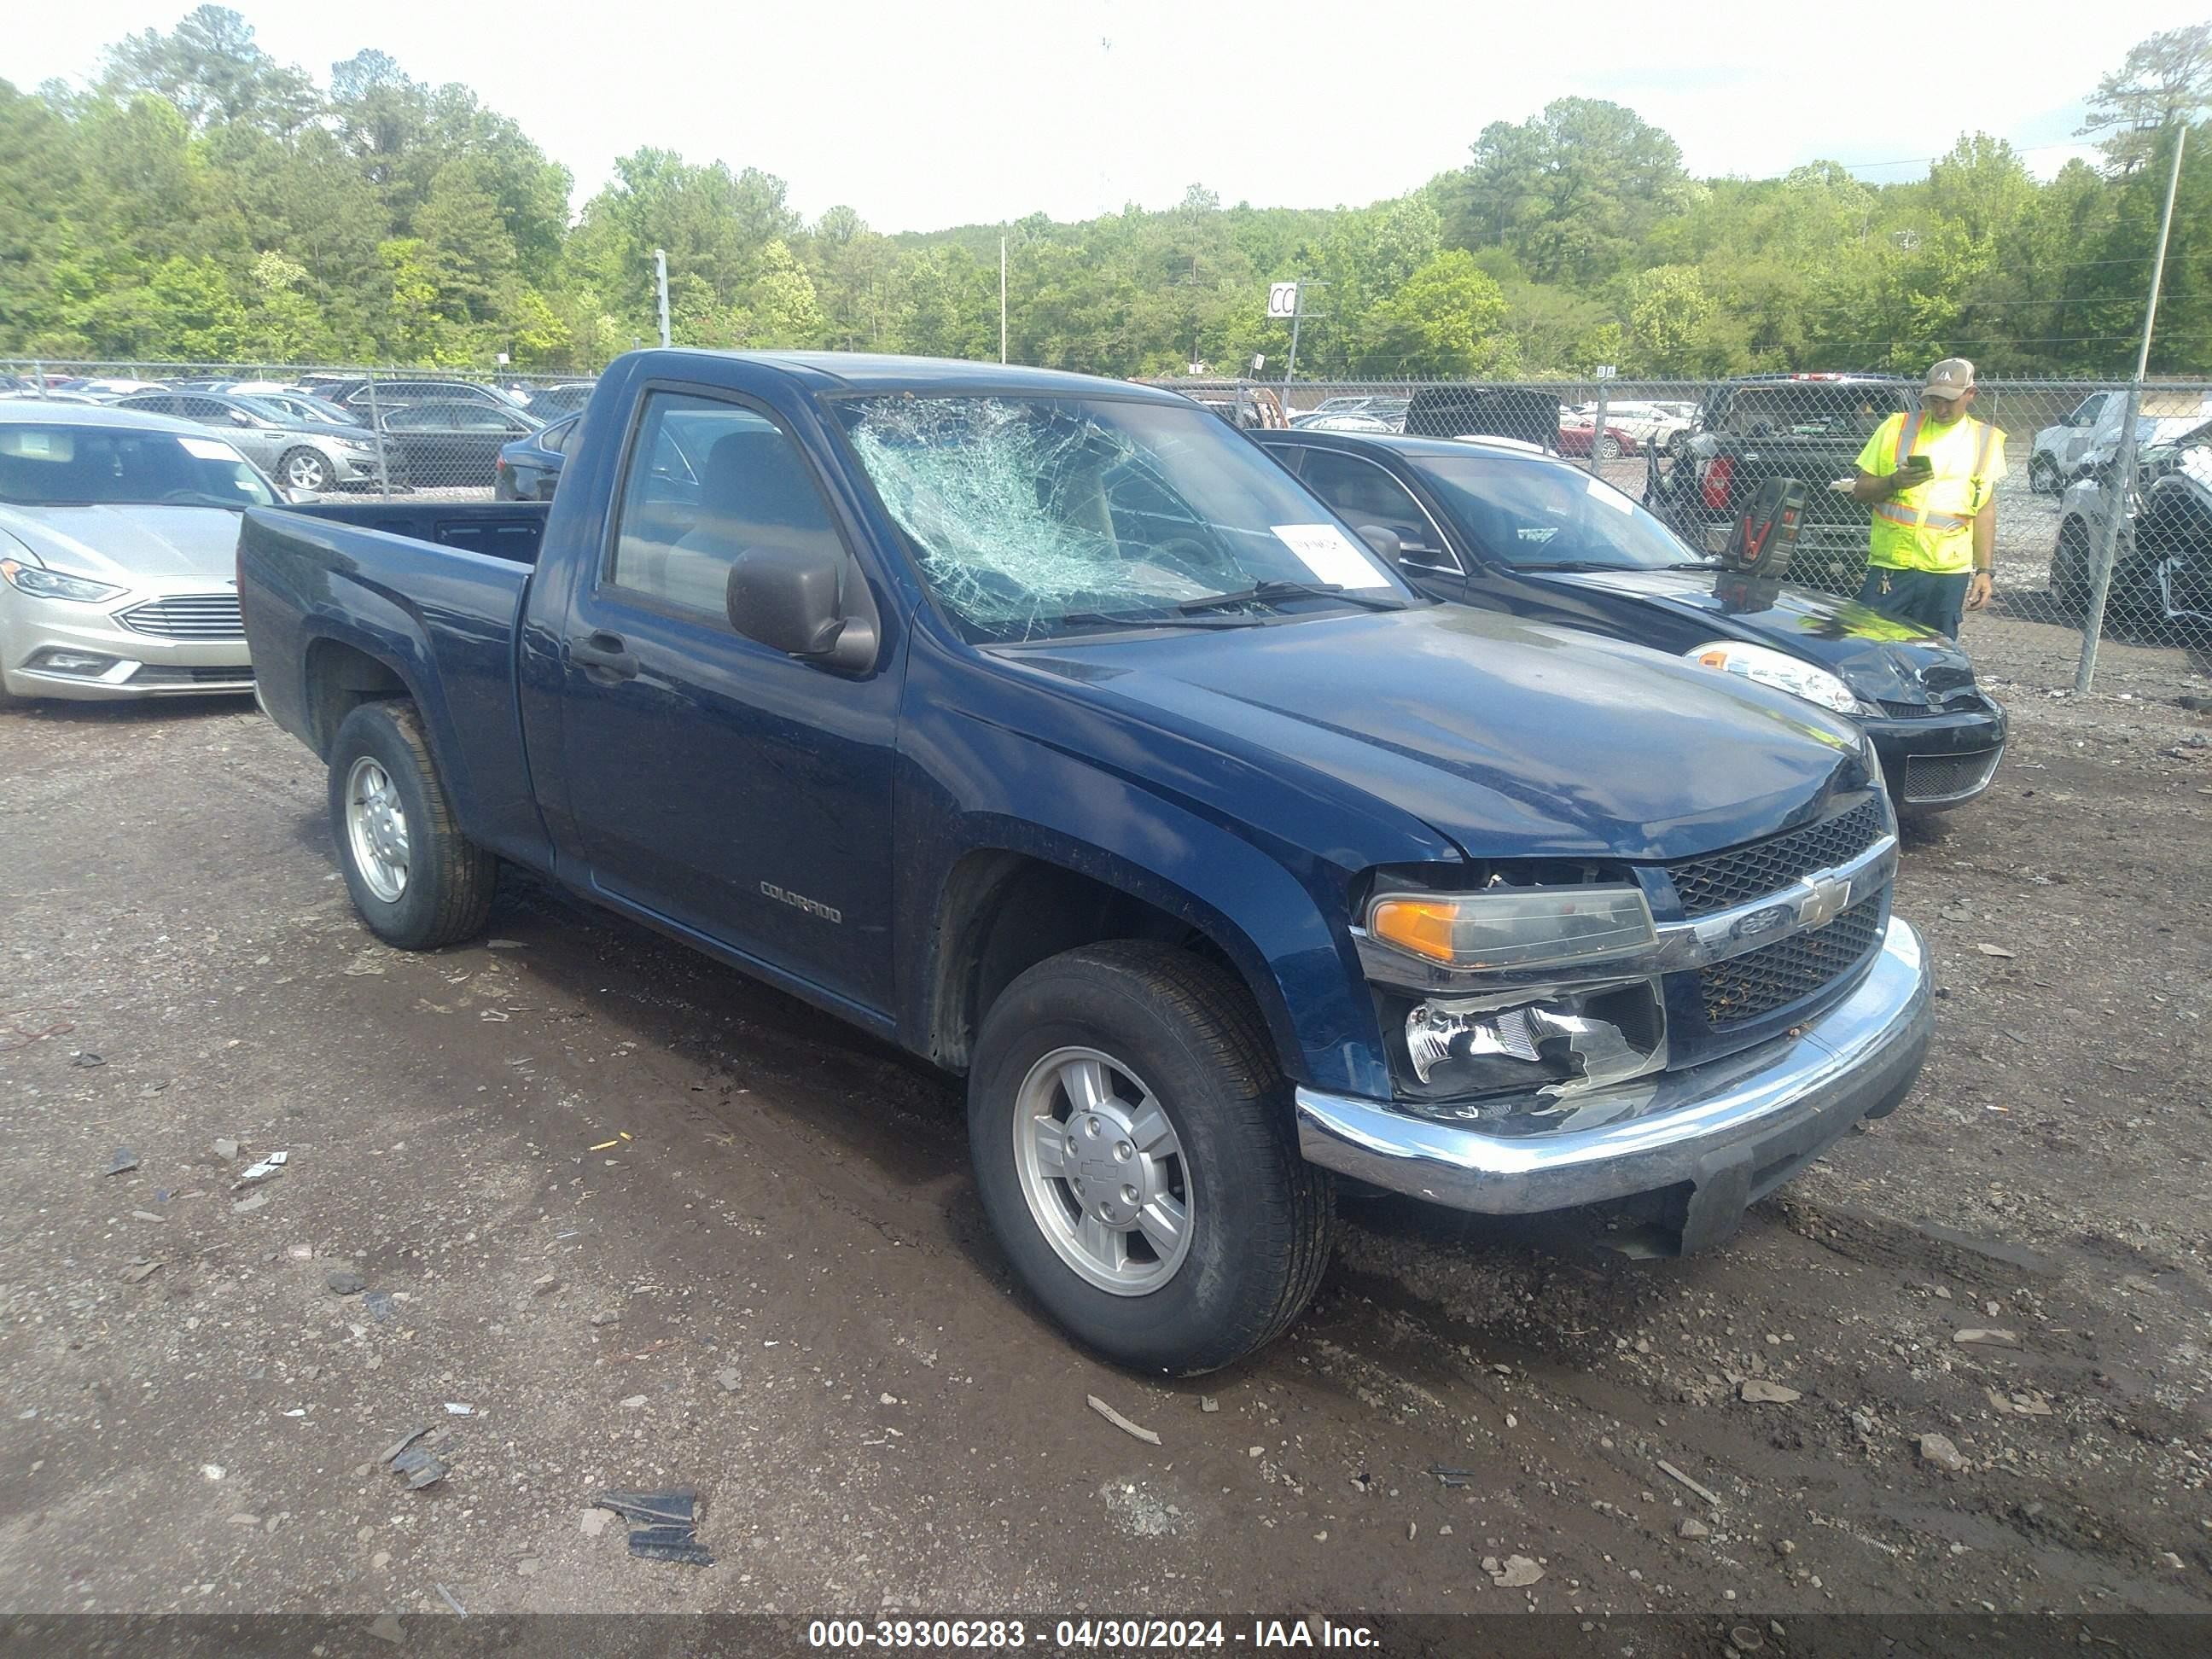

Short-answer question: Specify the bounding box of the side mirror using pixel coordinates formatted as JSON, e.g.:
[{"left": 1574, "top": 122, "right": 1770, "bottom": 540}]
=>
[
  {"left": 726, "top": 543, "right": 877, "bottom": 674},
  {"left": 284, "top": 486, "right": 323, "bottom": 504},
  {"left": 1354, "top": 525, "right": 1403, "bottom": 568}
]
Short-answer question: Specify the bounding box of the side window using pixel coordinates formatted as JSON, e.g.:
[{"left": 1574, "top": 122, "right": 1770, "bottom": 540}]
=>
[
  {"left": 540, "top": 418, "right": 576, "bottom": 457},
  {"left": 178, "top": 398, "right": 228, "bottom": 422},
  {"left": 609, "top": 391, "right": 845, "bottom": 622},
  {"left": 1294, "top": 448, "right": 1458, "bottom": 572}
]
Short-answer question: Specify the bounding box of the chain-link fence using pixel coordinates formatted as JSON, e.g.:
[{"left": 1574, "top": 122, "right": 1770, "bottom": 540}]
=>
[
  {"left": 1156, "top": 371, "right": 2212, "bottom": 679},
  {"left": 0, "top": 360, "right": 597, "bottom": 500},
  {"left": 9, "top": 357, "right": 2209, "bottom": 679}
]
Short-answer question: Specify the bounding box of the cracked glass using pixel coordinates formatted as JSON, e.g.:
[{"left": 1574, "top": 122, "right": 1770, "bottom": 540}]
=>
[{"left": 835, "top": 394, "right": 1408, "bottom": 642}]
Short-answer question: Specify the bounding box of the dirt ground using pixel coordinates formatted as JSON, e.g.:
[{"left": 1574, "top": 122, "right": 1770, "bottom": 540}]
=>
[{"left": 1, "top": 608, "right": 2208, "bottom": 1640}]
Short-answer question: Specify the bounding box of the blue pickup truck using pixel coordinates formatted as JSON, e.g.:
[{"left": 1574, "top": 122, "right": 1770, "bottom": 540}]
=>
[{"left": 239, "top": 350, "right": 1935, "bottom": 1375}]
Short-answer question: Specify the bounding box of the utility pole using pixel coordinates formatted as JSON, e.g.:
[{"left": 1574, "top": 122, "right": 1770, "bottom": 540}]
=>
[
  {"left": 999, "top": 236, "right": 1008, "bottom": 364},
  {"left": 655, "top": 248, "right": 672, "bottom": 349},
  {"left": 2077, "top": 124, "right": 2186, "bottom": 695}
]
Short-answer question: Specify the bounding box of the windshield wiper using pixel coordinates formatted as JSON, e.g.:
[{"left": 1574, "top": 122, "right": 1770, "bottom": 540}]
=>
[
  {"left": 1177, "top": 579, "right": 1404, "bottom": 614},
  {"left": 1050, "top": 609, "right": 1268, "bottom": 633},
  {"left": 1511, "top": 560, "right": 1626, "bottom": 573}
]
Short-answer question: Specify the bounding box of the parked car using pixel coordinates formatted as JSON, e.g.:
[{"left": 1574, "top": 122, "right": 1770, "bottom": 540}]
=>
[
  {"left": 494, "top": 414, "right": 577, "bottom": 500},
  {"left": 2050, "top": 419, "right": 2212, "bottom": 637},
  {"left": 1647, "top": 373, "right": 1917, "bottom": 596},
  {"left": 114, "top": 391, "right": 388, "bottom": 493},
  {"left": 0, "top": 402, "right": 268, "bottom": 699},
  {"left": 373, "top": 401, "right": 542, "bottom": 489},
  {"left": 1580, "top": 399, "right": 1697, "bottom": 456},
  {"left": 1557, "top": 418, "right": 1641, "bottom": 459},
  {"left": 522, "top": 382, "right": 597, "bottom": 421},
  {"left": 1290, "top": 396, "right": 1408, "bottom": 431},
  {"left": 1258, "top": 429, "right": 2007, "bottom": 816},
  {"left": 1402, "top": 384, "right": 1562, "bottom": 451},
  {"left": 318, "top": 378, "right": 531, "bottom": 418},
  {"left": 251, "top": 392, "right": 368, "bottom": 429},
  {"left": 2035, "top": 389, "right": 2212, "bottom": 492},
  {"left": 239, "top": 348, "right": 1934, "bottom": 1374}
]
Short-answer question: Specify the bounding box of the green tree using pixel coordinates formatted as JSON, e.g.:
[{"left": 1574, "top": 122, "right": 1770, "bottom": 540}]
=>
[
  {"left": 2078, "top": 21, "right": 2212, "bottom": 172},
  {"left": 102, "top": 5, "right": 317, "bottom": 137},
  {"left": 1361, "top": 250, "right": 1516, "bottom": 376}
]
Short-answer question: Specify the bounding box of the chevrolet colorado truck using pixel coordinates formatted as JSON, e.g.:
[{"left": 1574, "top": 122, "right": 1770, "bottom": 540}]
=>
[{"left": 238, "top": 350, "right": 1935, "bottom": 1374}]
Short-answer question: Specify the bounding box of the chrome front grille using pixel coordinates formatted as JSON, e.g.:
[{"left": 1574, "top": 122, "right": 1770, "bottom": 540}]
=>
[
  {"left": 1663, "top": 798, "right": 1887, "bottom": 919},
  {"left": 118, "top": 594, "right": 244, "bottom": 639}
]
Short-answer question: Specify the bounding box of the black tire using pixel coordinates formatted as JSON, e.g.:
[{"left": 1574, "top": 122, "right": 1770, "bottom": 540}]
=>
[
  {"left": 492, "top": 470, "right": 515, "bottom": 501},
  {"left": 327, "top": 700, "right": 495, "bottom": 951},
  {"left": 2051, "top": 522, "right": 2093, "bottom": 620},
  {"left": 279, "top": 446, "right": 334, "bottom": 493},
  {"left": 2029, "top": 454, "right": 2059, "bottom": 495},
  {"left": 1595, "top": 434, "right": 1623, "bottom": 460},
  {"left": 968, "top": 941, "right": 1337, "bottom": 1375}
]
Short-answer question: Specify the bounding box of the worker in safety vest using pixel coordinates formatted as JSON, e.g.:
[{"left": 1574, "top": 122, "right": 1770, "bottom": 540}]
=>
[{"left": 1848, "top": 357, "right": 2004, "bottom": 639}]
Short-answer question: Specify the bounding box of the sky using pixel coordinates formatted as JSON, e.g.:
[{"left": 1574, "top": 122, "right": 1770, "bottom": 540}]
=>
[{"left": 5, "top": 0, "right": 2204, "bottom": 230}]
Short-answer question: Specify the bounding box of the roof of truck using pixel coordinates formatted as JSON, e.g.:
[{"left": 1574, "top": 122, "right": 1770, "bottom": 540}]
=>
[{"left": 649, "top": 348, "right": 1192, "bottom": 404}]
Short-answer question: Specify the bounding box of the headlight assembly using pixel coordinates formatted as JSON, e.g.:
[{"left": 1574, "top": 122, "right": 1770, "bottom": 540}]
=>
[
  {"left": 1366, "top": 885, "right": 1656, "bottom": 972},
  {"left": 1687, "top": 640, "right": 1863, "bottom": 716},
  {"left": 0, "top": 556, "right": 124, "bottom": 603}
]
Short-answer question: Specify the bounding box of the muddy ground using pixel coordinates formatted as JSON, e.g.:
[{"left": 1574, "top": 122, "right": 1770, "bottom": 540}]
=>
[{"left": 0, "top": 610, "right": 2207, "bottom": 1639}]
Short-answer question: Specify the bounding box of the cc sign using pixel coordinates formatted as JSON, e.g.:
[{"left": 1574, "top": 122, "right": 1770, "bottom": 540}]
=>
[{"left": 1266, "top": 282, "right": 1300, "bottom": 320}]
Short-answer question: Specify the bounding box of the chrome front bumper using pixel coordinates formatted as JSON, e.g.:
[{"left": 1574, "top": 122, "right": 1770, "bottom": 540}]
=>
[{"left": 1296, "top": 917, "right": 1932, "bottom": 1252}]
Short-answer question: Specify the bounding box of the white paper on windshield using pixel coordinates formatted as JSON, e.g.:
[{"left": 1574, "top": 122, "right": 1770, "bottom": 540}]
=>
[
  {"left": 1585, "top": 474, "right": 1635, "bottom": 513},
  {"left": 178, "top": 436, "right": 243, "bottom": 463},
  {"left": 1270, "top": 523, "right": 1392, "bottom": 589}
]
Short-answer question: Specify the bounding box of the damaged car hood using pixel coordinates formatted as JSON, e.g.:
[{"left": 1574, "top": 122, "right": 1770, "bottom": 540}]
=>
[
  {"left": 998, "top": 603, "right": 1872, "bottom": 862},
  {"left": 0, "top": 504, "right": 245, "bottom": 585},
  {"left": 1517, "top": 566, "right": 1976, "bottom": 706}
]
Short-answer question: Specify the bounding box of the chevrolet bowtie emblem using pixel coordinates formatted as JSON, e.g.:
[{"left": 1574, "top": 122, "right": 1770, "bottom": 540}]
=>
[{"left": 1796, "top": 872, "right": 1850, "bottom": 929}]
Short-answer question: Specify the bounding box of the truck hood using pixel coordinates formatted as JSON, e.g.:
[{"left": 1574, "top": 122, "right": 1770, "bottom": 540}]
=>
[
  {"left": 1004, "top": 603, "right": 1871, "bottom": 862},
  {"left": 1521, "top": 567, "right": 1976, "bottom": 706},
  {"left": 0, "top": 504, "right": 244, "bottom": 585}
]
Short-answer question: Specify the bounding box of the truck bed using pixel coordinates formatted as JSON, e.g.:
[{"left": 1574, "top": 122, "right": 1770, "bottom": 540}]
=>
[{"left": 237, "top": 501, "right": 552, "bottom": 869}]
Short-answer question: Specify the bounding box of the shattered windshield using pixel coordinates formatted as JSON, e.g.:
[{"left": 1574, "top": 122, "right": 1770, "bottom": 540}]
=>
[{"left": 834, "top": 394, "right": 1410, "bottom": 641}]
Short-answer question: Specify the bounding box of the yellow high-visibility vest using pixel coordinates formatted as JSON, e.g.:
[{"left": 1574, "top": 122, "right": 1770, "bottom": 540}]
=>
[{"left": 1854, "top": 410, "right": 2006, "bottom": 573}]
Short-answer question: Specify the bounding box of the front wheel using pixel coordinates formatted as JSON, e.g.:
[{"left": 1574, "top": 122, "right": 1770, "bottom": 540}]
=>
[
  {"left": 968, "top": 942, "right": 1337, "bottom": 1375},
  {"left": 1595, "top": 434, "right": 1623, "bottom": 460},
  {"left": 280, "top": 447, "right": 334, "bottom": 493},
  {"left": 327, "top": 701, "right": 496, "bottom": 950}
]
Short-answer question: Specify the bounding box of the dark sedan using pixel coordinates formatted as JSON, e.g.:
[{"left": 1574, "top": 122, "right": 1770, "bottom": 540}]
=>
[
  {"left": 375, "top": 402, "right": 542, "bottom": 491},
  {"left": 1256, "top": 429, "right": 2006, "bottom": 816},
  {"left": 493, "top": 413, "right": 577, "bottom": 500}
]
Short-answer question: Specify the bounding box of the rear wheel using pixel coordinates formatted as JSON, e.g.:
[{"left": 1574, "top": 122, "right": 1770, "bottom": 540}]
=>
[
  {"left": 2052, "top": 521, "right": 2093, "bottom": 620},
  {"left": 327, "top": 701, "right": 496, "bottom": 950},
  {"left": 1595, "top": 434, "right": 1623, "bottom": 460},
  {"left": 968, "top": 941, "right": 1337, "bottom": 1375}
]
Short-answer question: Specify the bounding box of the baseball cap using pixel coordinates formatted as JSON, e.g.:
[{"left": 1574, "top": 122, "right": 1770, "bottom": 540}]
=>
[{"left": 1923, "top": 358, "right": 1976, "bottom": 399}]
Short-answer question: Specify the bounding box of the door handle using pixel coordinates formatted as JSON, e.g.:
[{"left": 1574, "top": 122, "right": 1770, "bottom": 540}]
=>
[{"left": 570, "top": 631, "right": 637, "bottom": 681}]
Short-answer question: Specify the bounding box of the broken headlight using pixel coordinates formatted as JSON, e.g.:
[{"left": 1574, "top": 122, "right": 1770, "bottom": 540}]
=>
[{"left": 1402, "top": 981, "right": 1667, "bottom": 1099}]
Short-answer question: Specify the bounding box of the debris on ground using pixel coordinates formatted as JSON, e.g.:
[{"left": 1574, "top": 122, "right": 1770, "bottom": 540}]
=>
[
  {"left": 1987, "top": 1388, "right": 2055, "bottom": 1417},
  {"left": 1739, "top": 1379, "right": 1802, "bottom": 1404},
  {"left": 443, "top": 1402, "right": 474, "bottom": 1416},
  {"left": 327, "top": 1269, "right": 365, "bottom": 1296},
  {"left": 591, "top": 1488, "right": 713, "bottom": 1566},
  {"left": 1975, "top": 944, "right": 2017, "bottom": 959},
  {"left": 579, "top": 1508, "right": 612, "bottom": 1538},
  {"left": 1200, "top": 1396, "right": 1219, "bottom": 1413},
  {"left": 1086, "top": 1394, "right": 1161, "bottom": 1446},
  {"left": 366, "top": 1614, "right": 404, "bottom": 1645},
  {"left": 1918, "top": 1432, "right": 1969, "bottom": 1472},
  {"left": 1953, "top": 1328, "right": 2022, "bottom": 1348},
  {"left": 235, "top": 1150, "right": 288, "bottom": 1185},
  {"left": 392, "top": 1444, "right": 450, "bottom": 1489},
  {"left": 713, "top": 1368, "right": 740, "bottom": 1394},
  {"left": 1657, "top": 1458, "right": 1720, "bottom": 1506},
  {"left": 211, "top": 1138, "right": 239, "bottom": 1162},
  {"left": 434, "top": 1583, "right": 466, "bottom": 1617},
  {"left": 231, "top": 1192, "right": 268, "bottom": 1215},
  {"left": 379, "top": 1425, "right": 431, "bottom": 1465},
  {"left": 102, "top": 1148, "right": 140, "bottom": 1177},
  {"left": 589, "top": 1310, "right": 620, "bottom": 1327},
  {"left": 119, "top": 1258, "right": 163, "bottom": 1284},
  {"left": 1431, "top": 1464, "right": 1471, "bottom": 1488},
  {"left": 1679, "top": 1518, "right": 1710, "bottom": 1539},
  {"left": 71, "top": 1051, "right": 103, "bottom": 1068},
  {"left": 1489, "top": 1554, "right": 1544, "bottom": 1587}
]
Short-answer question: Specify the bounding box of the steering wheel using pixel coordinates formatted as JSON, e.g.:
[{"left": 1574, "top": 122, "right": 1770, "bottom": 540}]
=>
[{"left": 1150, "top": 535, "right": 1236, "bottom": 582}]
